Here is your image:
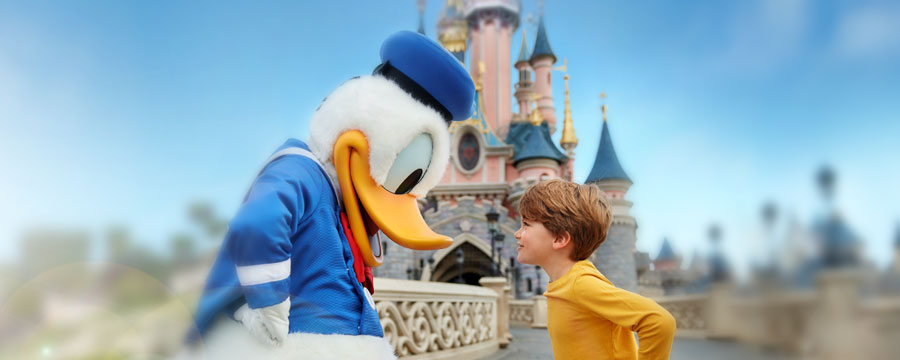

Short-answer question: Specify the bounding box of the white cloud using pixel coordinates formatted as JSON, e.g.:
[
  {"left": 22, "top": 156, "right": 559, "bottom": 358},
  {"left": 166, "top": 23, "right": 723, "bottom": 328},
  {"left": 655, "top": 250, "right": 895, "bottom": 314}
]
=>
[
  {"left": 834, "top": 3, "right": 900, "bottom": 60},
  {"left": 713, "top": 0, "right": 811, "bottom": 74}
]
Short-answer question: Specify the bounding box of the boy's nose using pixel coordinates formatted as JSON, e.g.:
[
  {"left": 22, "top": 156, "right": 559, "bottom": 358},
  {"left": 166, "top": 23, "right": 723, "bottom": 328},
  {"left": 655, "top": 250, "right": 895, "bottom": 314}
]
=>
[{"left": 514, "top": 229, "right": 521, "bottom": 239}]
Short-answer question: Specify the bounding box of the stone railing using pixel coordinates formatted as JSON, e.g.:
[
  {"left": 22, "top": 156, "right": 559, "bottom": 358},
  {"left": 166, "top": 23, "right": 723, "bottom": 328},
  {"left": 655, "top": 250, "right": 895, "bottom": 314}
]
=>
[
  {"left": 679, "top": 271, "right": 900, "bottom": 359},
  {"left": 509, "top": 299, "right": 534, "bottom": 326},
  {"left": 655, "top": 294, "right": 707, "bottom": 338},
  {"left": 859, "top": 296, "right": 900, "bottom": 359},
  {"left": 730, "top": 290, "right": 816, "bottom": 350},
  {"left": 373, "top": 278, "right": 499, "bottom": 359}
]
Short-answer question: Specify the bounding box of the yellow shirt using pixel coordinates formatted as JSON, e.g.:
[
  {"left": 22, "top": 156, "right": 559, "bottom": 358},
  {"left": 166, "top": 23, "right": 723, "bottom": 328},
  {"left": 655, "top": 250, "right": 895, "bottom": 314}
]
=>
[{"left": 544, "top": 260, "right": 676, "bottom": 360}]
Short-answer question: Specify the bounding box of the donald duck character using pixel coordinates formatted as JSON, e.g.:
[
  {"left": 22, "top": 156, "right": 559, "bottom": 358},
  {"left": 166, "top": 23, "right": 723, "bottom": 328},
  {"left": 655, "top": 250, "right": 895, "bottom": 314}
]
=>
[{"left": 185, "top": 31, "right": 474, "bottom": 359}]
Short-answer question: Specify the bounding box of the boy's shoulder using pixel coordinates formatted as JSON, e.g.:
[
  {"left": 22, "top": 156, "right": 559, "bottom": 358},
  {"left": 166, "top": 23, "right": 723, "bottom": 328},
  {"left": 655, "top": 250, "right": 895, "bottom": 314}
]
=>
[{"left": 571, "top": 262, "right": 617, "bottom": 292}]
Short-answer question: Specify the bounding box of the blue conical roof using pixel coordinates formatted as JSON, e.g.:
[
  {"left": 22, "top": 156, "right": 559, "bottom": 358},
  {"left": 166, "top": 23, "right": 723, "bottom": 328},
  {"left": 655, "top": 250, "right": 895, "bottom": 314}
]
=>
[
  {"left": 530, "top": 16, "right": 556, "bottom": 64},
  {"left": 656, "top": 238, "right": 676, "bottom": 262},
  {"left": 516, "top": 31, "right": 530, "bottom": 64},
  {"left": 585, "top": 121, "right": 631, "bottom": 184},
  {"left": 511, "top": 122, "right": 567, "bottom": 165}
]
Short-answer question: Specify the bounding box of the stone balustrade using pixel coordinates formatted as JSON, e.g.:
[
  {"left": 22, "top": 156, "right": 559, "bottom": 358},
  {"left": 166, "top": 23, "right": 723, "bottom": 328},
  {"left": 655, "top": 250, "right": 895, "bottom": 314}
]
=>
[
  {"left": 373, "top": 278, "right": 499, "bottom": 359},
  {"left": 654, "top": 294, "right": 707, "bottom": 338},
  {"left": 509, "top": 299, "right": 534, "bottom": 326},
  {"left": 380, "top": 272, "right": 900, "bottom": 359}
]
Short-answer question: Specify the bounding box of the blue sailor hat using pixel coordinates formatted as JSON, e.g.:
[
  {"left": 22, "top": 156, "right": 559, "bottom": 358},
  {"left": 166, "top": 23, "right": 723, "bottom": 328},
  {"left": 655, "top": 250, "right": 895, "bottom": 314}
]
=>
[{"left": 374, "top": 31, "right": 475, "bottom": 122}]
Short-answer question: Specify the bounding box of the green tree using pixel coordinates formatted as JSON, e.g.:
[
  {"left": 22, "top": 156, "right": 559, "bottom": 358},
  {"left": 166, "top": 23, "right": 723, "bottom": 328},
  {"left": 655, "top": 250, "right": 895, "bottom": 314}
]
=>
[
  {"left": 169, "top": 232, "right": 196, "bottom": 268},
  {"left": 188, "top": 201, "right": 227, "bottom": 241}
]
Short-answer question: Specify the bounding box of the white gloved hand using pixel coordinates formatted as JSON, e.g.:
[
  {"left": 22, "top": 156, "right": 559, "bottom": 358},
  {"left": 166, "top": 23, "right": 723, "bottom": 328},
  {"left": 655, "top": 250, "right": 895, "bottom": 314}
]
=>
[{"left": 233, "top": 298, "right": 290, "bottom": 347}]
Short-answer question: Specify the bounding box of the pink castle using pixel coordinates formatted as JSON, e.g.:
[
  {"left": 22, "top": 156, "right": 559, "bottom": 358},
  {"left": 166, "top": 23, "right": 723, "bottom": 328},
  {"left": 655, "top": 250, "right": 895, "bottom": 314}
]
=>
[{"left": 376, "top": 0, "right": 639, "bottom": 297}]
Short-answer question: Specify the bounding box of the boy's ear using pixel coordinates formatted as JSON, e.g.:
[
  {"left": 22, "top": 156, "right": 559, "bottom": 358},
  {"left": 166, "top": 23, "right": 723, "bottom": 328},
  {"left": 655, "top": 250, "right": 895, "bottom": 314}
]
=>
[{"left": 552, "top": 231, "right": 572, "bottom": 251}]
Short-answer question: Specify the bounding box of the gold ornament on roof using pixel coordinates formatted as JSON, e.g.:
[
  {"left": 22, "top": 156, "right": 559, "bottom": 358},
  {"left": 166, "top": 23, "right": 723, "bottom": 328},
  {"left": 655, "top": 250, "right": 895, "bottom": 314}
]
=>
[
  {"left": 600, "top": 92, "right": 607, "bottom": 122},
  {"left": 529, "top": 93, "right": 544, "bottom": 126},
  {"left": 560, "top": 73, "right": 578, "bottom": 148},
  {"left": 553, "top": 58, "right": 568, "bottom": 73},
  {"left": 437, "top": 0, "right": 467, "bottom": 53}
]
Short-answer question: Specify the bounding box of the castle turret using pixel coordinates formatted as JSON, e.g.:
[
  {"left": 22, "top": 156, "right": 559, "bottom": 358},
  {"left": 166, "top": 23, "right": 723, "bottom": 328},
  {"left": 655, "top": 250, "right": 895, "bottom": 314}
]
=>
[
  {"left": 586, "top": 103, "right": 632, "bottom": 197},
  {"left": 465, "top": 0, "right": 519, "bottom": 138},
  {"left": 514, "top": 30, "right": 533, "bottom": 120},
  {"left": 653, "top": 238, "right": 681, "bottom": 271},
  {"left": 511, "top": 122, "right": 566, "bottom": 180},
  {"left": 503, "top": 99, "right": 565, "bottom": 180},
  {"left": 529, "top": 16, "right": 557, "bottom": 133},
  {"left": 586, "top": 101, "right": 637, "bottom": 290}
]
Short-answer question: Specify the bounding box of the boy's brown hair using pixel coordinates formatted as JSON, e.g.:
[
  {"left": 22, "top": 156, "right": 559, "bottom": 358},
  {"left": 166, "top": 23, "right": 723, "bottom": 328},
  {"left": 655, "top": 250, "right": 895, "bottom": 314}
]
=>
[{"left": 518, "top": 179, "right": 613, "bottom": 261}]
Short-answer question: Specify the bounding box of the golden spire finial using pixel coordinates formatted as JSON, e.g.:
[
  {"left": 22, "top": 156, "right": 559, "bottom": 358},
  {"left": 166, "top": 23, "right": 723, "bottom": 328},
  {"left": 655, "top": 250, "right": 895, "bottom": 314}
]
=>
[
  {"left": 560, "top": 74, "right": 578, "bottom": 149},
  {"left": 600, "top": 92, "right": 607, "bottom": 122}
]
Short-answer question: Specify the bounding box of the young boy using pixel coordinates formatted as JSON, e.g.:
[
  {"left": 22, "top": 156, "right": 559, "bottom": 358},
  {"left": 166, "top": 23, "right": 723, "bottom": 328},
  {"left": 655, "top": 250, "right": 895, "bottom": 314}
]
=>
[{"left": 515, "top": 179, "right": 676, "bottom": 360}]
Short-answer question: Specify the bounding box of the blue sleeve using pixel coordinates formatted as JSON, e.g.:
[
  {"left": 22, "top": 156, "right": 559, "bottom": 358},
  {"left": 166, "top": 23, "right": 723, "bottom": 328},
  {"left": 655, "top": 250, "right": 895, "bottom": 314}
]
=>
[{"left": 225, "top": 157, "right": 319, "bottom": 309}]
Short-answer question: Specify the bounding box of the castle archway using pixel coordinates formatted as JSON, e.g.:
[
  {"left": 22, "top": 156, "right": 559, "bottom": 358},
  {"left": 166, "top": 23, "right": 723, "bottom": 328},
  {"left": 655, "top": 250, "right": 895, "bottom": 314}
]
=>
[{"left": 425, "top": 233, "right": 495, "bottom": 285}]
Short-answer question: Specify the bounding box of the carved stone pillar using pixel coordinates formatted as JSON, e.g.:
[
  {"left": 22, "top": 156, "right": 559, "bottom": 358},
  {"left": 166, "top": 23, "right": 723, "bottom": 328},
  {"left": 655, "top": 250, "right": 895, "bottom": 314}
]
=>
[
  {"left": 706, "top": 283, "right": 736, "bottom": 339},
  {"left": 480, "top": 277, "right": 510, "bottom": 348},
  {"left": 531, "top": 295, "right": 548, "bottom": 328},
  {"left": 816, "top": 270, "right": 864, "bottom": 360},
  {"left": 503, "top": 286, "right": 513, "bottom": 342}
]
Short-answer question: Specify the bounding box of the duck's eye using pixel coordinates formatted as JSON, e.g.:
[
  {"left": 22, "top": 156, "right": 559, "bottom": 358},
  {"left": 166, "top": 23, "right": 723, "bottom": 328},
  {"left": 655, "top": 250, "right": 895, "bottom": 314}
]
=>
[{"left": 383, "top": 133, "right": 432, "bottom": 195}]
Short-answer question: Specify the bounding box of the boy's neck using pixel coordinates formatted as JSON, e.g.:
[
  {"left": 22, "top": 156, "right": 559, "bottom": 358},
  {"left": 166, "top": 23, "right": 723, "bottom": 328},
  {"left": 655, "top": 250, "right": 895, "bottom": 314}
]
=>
[{"left": 542, "top": 256, "right": 578, "bottom": 282}]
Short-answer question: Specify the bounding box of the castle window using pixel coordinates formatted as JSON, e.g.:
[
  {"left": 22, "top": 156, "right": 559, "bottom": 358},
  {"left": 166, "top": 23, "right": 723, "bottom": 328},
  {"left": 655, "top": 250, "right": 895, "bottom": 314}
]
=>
[{"left": 458, "top": 132, "right": 480, "bottom": 171}]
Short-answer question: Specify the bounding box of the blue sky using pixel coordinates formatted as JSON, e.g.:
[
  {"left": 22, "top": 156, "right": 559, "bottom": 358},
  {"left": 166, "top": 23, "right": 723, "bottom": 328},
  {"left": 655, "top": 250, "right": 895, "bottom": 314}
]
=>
[{"left": 1, "top": 0, "right": 899, "bottom": 275}]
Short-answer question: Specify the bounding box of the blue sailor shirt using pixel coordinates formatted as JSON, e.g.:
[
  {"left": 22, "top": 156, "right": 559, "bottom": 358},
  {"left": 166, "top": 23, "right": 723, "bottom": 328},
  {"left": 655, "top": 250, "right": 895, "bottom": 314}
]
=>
[{"left": 190, "top": 139, "right": 383, "bottom": 340}]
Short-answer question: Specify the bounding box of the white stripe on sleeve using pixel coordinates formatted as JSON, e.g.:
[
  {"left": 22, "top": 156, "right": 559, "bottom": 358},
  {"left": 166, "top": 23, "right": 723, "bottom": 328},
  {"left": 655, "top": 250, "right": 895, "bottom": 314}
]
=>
[{"left": 236, "top": 259, "right": 291, "bottom": 286}]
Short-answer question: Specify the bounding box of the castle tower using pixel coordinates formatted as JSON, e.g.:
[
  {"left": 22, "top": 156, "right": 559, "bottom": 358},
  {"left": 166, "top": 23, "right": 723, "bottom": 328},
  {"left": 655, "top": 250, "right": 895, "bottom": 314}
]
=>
[
  {"left": 529, "top": 16, "right": 558, "bottom": 134},
  {"left": 559, "top": 74, "right": 577, "bottom": 181},
  {"left": 437, "top": 0, "right": 467, "bottom": 63},
  {"left": 653, "top": 238, "right": 681, "bottom": 271},
  {"left": 465, "top": 0, "right": 519, "bottom": 137},
  {"left": 513, "top": 30, "right": 533, "bottom": 120},
  {"left": 585, "top": 102, "right": 638, "bottom": 290}
]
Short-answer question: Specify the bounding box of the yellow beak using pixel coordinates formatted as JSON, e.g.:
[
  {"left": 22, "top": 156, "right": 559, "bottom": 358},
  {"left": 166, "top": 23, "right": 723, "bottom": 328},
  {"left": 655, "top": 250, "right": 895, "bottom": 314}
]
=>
[{"left": 333, "top": 130, "right": 453, "bottom": 267}]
